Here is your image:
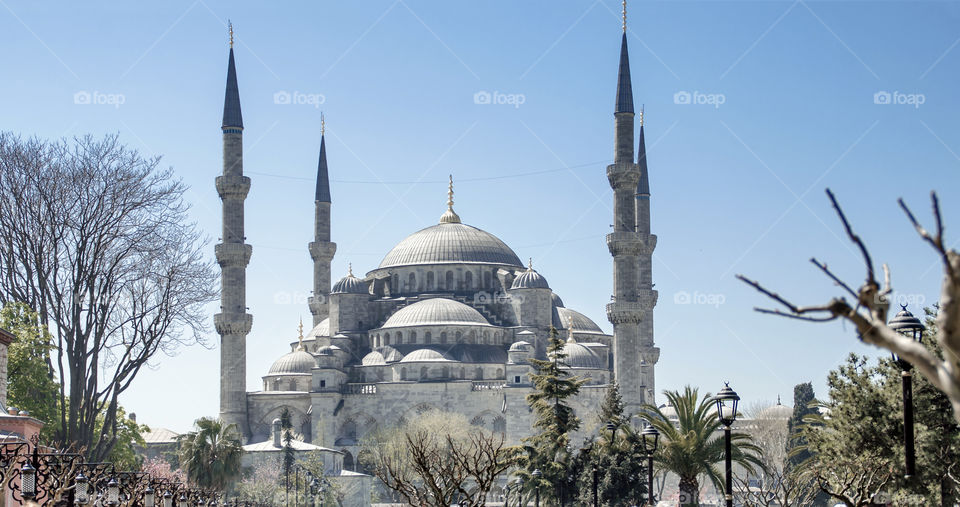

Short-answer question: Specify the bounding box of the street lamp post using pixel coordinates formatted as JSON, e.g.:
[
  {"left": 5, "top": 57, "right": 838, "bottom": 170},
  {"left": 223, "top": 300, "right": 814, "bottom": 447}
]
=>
[
  {"left": 20, "top": 462, "right": 37, "bottom": 501},
  {"left": 592, "top": 464, "right": 598, "bottom": 507},
  {"left": 640, "top": 423, "right": 660, "bottom": 507},
  {"left": 75, "top": 473, "right": 90, "bottom": 506},
  {"left": 715, "top": 383, "right": 740, "bottom": 507},
  {"left": 516, "top": 477, "right": 524, "bottom": 507},
  {"left": 532, "top": 469, "right": 542, "bottom": 507},
  {"left": 106, "top": 478, "right": 120, "bottom": 507},
  {"left": 889, "top": 305, "right": 926, "bottom": 479}
]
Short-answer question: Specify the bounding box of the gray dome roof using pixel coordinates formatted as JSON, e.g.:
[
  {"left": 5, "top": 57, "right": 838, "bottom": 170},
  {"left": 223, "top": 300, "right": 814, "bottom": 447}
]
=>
[
  {"left": 399, "top": 348, "right": 456, "bottom": 363},
  {"left": 756, "top": 402, "right": 793, "bottom": 420},
  {"left": 562, "top": 342, "right": 606, "bottom": 369},
  {"left": 361, "top": 351, "right": 387, "bottom": 366},
  {"left": 381, "top": 298, "right": 491, "bottom": 328},
  {"left": 512, "top": 268, "right": 549, "bottom": 289},
  {"left": 268, "top": 350, "right": 315, "bottom": 374},
  {"left": 508, "top": 340, "right": 533, "bottom": 352},
  {"left": 316, "top": 345, "right": 340, "bottom": 356},
  {"left": 551, "top": 293, "right": 565, "bottom": 308},
  {"left": 378, "top": 222, "right": 523, "bottom": 269},
  {"left": 306, "top": 318, "right": 330, "bottom": 339},
  {"left": 332, "top": 273, "right": 368, "bottom": 294},
  {"left": 556, "top": 307, "right": 605, "bottom": 335}
]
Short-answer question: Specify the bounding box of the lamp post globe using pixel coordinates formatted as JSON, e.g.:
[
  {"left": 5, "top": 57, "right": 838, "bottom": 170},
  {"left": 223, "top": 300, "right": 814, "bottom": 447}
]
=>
[
  {"left": 889, "top": 305, "right": 925, "bottom": 479},
  {"left": 531, "top": 469, "right": 542, "bottom": 507},
  {"left": 163, "top": 490, "right": 173, "bottom": 507},
  {"left": 105, "top": 478, "right": 120, "bottom": 506},
  {"left": 145, "top": 485, "right": 156, "bottom": 507},
  {"left": 640, "top": 423, "right": 659, "bottom": 506},
  {"left": 178, "top": 492, "right": 188, "bottom": 507}
]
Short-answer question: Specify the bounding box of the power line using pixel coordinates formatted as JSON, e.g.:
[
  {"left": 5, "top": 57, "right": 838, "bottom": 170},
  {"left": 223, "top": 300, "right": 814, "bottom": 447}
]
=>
[{"left": 246, "top": 159, "right": 612, "bottom": 184}]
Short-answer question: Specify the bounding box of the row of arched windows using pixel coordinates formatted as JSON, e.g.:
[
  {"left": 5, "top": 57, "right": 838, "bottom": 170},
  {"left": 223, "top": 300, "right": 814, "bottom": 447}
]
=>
[
  {"left": 398, "top": 366, "right": 504, "bottom": 381},
  {"left": 389, "top": 268, "right": 498, "bottom": 294},
  {"left": 370, "top": 328, "right": 503, "bottom": 348}
]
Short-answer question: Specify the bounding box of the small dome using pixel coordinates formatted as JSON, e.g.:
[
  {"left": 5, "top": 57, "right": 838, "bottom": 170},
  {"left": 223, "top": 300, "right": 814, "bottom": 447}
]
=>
[
  {"left": 306, "top": 318, "right": 330, "bottom": 339},
  {"left": 561, "top": 342, "right": 606, "bottom": 369},
  {"left": 381, "top": 298, "right": 490, "bottom": 328},
  {"left": 551, "top": 293, "right": 565, "bottom": 308},
  {"left": 361, "top": 351, "right": 387, "bottom": 366},
  {"left": 756, "top": 401, "right": 793, "bottom": 420},
  {"left": 317, "top": 345, "right": 340, "bottom": 356},
  {"left": 556, "top": 308, "right": 604, "bottom": 335},
  {"left": 399, "top": 348, "right": 456, "bottom": 363},
  {"left": 659, "top": 403, "right": 678, "bottom": 419},
  {"left": 508, "top": 340, "right": 533, "bottom": 352},
  {"left": 268, "top": 350, "right": 316, "bottom": 374},
  {"left": 511, "top": 265, "right": 550, "bottom": 289},
  {"left": 332, "top": 270, "right": 368, "bottom": 294}
]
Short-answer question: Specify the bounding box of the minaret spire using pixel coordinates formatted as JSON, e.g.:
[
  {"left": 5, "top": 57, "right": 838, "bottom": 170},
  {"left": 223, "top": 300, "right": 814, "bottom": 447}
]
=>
[
  {"left": 216, "top": 23, "right": 253, "bottom": 441},
  {"left": 309, "top": 114, "right": 337, "bottom": 326}
]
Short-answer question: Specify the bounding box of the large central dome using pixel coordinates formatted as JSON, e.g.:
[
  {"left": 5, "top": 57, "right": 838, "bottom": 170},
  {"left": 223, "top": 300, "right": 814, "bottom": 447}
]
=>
[{"left": 378, "top": 222, "right": 524, "bottom": 269}]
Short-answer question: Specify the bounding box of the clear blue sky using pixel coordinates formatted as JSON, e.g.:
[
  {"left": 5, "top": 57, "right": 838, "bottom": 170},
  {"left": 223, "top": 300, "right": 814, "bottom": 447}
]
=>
[{"left": 2, "top": 1, "right": 959, "bottom": 432}]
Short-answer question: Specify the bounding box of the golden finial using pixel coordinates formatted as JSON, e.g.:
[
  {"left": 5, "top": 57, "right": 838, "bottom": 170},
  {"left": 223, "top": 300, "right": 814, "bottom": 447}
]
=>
[
  {"left": 228, "top": 20, "right": 234, "bottom": 48},
  {"left": 439, "top": 174, "right": 461, "bottom": 224},
  {"left": 622, "top": 0, "right": 627, "bottom": 33},
  {"left": 639, "top": 104, "right": 644, "bottom": 126},
  {"left": 297, "top": 317, "right": 304, "bottom": 350},
  {"left": 348, "top": 262, "right": 353, "bottom": 277},
  {"left": 528, "top": 257, "right": 533, "bottom": 270},
  {"left": 320, "top": 112, "right": 325, "bottom": 136}
]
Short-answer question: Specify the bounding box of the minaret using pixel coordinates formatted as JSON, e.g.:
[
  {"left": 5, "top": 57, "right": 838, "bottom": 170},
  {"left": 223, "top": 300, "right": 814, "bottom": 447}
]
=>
[
  {"left": 309, "top": 114, "right": 337, "bottom": 326},
  {"left": 635, "top": 107, "right": 660, "bottom": 403},
  {"left": 605, "top": 2, "right": 648, "bottom": 413},
  {"left": 214, "top": 22, "right": 252, "bottom": 439}
]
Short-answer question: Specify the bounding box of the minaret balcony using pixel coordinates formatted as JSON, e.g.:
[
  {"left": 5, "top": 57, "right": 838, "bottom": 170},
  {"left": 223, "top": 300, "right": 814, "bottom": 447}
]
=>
[
  {"left": 215, "top": 243, "right": 252, "bottom": 267},
  {"left": 606, "top": 162, "right": 640, "bottom": 188},
  {"left": 309, "top": 241, "right": 337, "bottom": 261},
  {"left": 640, "top": 347, "right": 661, "bottom": 365},
  {"left": 214, "top": 312, "right": 253, "bottom": 336},
  {"left": 606, "top": 232, "right": 646, "bottom": 256},
  {"left": 215, "top": 175, "right": 251, "bottom": 200},
  {"left": 605, "top": 301, "right": 645, "bottom": 324}
]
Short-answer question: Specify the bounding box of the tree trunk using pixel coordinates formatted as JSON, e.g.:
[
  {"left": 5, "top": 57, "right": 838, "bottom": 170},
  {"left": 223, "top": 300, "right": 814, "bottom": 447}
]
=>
[{"left": 678, "top": 477, "right": 699, "bottom": 506}]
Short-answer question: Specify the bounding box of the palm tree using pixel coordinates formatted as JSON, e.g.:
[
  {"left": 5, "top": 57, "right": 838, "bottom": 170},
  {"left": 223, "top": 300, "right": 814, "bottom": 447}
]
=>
[
  {"left": 641, "top": 386, "right": 763, "bottom": 505},
  {"left": 178, "top": 417, "right": 244, "bottom": 491}
]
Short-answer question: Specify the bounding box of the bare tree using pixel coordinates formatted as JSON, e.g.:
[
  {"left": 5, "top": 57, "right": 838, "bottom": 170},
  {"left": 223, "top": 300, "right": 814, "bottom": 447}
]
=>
[
  {"left": 807, "top": 453, "right": 894, "bottom": 507},
  {"left": 0, "top": 132, "right": 216, "bottom": 460},
  {"left": 362, "top": 410, "right": 519, "bottom": 506},
  {"left": 734, "top": 403, "right": 816, "bottom": 506},
  {"left": 738, "top": 189, "right": 960, "bottom": 423}
]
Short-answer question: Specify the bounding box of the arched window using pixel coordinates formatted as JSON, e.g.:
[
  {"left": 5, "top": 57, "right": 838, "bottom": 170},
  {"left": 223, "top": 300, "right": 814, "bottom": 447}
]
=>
[
  {"left": 401, "top": 367, "right": 407, "bottom": 381},
  {"left": 343, "top": 451, "right": 355, "bottom": 472},
  {"left": 410, "top": 331, "right": 417, "bottom": 344},
  {"left": 455, "top": 331, "right": 463, "bottom": 343},
  {"left": 442, "top": 366, "right": 450, "bottom": 378},
  {"left": 496, "top": 368, "right": 504, "bottom": 378},
  {"left": 392, "top": 274, "right": 399, "bottom": 294},
  {"left": 465, "top": 271, "right": 473, "bottom": 289},
  {"left": 289, "top": 380, "right": 297, "bottom": 391},
  {"left": 408, "top": 272, "right": 416, "bottom": 292},
  {"left": 483, "top": 331, "right": 490, "bottom": 344},
  {"left": 475, "top": 367, "right": 484, "bottom": 380},
  {"left": 427, "top": 272, "right": 435, "bottom": 291},
  {"left": 274, "top": 380, "right": 281, "bottom": 391},
  {"left": 468, "top": 330, "right": 476, "bottom": 344},
  {"left": 483, "top": 271, "right": 492, "bottom": 288},
  {"left": 440, "top": 332, "right": 447, "bottom": 344},
  {"left": 425, "top": 332, "right": 432, "bottom": 344},
  {"left": 460, "top": 367, "right": 466, "bottom": 379},
  {"left": 445, "top": 271, "right": 454, "bottom": 290},
  {"left": 420, "top": 367, "right": 428, "bottom": 380},
  {"left": 343, "top": 420, "right": 358, "bottom": 440},
  {"left": 395, "top": 331, "right": 402, "bottom": 345},
  {"left": 384, "top": 333, "right": 390, "bottom": 346},
  {"left": 493, "top": 416, "right": 506, "bottom": 434}
]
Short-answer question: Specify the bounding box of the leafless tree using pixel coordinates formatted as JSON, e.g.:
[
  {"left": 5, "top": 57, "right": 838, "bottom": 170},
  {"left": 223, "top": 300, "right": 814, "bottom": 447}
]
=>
[
  {"left": 739, "top": 188, "right": 960, "bottom": 423},
  {"left": 806, "top": 453, "right": 894, "bottom": 507},
  {"left": 0, "top": 132, "right": 216, "bottom": 460},
  {"left": 734, "top": 403, "right": 816, "bottom": 506},
  {"left": 362, "top": 410, "right": 519, "bottom": 506}
]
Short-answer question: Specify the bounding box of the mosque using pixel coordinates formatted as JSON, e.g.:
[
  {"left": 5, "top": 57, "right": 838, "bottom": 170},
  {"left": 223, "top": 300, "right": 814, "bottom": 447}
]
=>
[{"left": 212, "top": 15, "right": 660, "bottom": 474}]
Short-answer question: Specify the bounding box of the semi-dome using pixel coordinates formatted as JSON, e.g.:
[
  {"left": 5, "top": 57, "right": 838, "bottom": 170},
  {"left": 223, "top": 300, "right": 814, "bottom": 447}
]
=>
[
  {"left": 381, "top": 298, "right": 491, "bottom": 328},
  {"left": 361, "top": 351, "right": 387, "bottom": 366},
  {"left": 561, "top": 342, "right": 606, "bottom": 369},
  {"left": 399, "top": 348, "right": 456, "bottom": 363},
  {"left": 508, "top": 340, "right": 533, "bottom": 352},
  {"left": 556, "top": 308, "right": 605, "bottom": 335},
  {"left": 378, "top": 222, "right": 523, "bottom": 269},
  {"left": 268, "top": 350, "right": 316, "bottom": 374},
  {"left": 512, "top": 263, "right": 549, "bottom": 289},
  {"left": 332, "top": 267, "right": 368, "bottom": 294},
  {"left": 316, "top": 345, "right": 341, "bottom": 356},
  {"left": 306, "top": 318, "right": 330, "bottom": 339},
  {"left": 551, "top": 293, "right": 565, "bottom": 308}
]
